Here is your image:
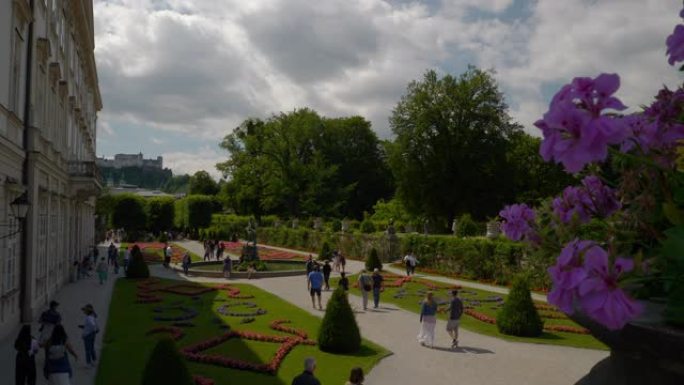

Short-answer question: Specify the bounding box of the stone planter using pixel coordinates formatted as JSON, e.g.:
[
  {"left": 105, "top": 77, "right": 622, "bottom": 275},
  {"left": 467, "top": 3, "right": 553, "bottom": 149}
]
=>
[{"left": 570, "top": 302, "right": 684, "bottom": 385}]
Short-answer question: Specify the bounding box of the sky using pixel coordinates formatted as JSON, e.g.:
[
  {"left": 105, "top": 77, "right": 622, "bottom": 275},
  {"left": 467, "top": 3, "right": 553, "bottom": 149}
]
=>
[{"left": 93, "top": 0, "right": 683, "bottom": 179}]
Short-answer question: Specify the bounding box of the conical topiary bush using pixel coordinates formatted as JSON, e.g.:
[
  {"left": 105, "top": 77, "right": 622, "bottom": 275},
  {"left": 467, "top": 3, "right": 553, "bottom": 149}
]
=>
[
  {"left": 318, "top": 288, "right": 361, "bottom": 353},
  {"left": 142, "top": 338, "right": 194, "bottom": 385},
  {"left": 496, "top": 276, "right": 544, "bottom": 337},
  {"left": 365, "top": 248, "right": 382, "bottom": 272},
  {"left": 126, "top": 245, "right": 150, "bottom": 278},
  {"left": 318, "top": 241, "right": 332, "bottom": 261}
]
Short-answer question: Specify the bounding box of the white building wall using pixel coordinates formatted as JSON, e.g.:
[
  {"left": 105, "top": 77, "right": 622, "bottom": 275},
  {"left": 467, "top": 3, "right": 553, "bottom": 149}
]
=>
[{"left": 0, "top": 0, "right": 101, "bottom": 340}]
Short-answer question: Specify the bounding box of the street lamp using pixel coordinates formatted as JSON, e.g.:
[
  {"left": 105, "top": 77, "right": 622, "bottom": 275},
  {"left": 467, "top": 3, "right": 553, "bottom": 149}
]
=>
[{"left": 10, "top": 191, "right": 30, "bottom": 220}]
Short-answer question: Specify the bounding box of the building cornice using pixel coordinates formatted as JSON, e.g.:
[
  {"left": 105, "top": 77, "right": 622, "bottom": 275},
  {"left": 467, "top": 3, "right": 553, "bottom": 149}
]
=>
[{"left": 69, "top": 0, "right": 102, "bottom": 111}]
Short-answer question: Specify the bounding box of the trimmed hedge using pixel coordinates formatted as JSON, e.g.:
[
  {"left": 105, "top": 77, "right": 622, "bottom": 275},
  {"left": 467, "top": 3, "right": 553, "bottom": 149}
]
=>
[
  {"left": 146, "top": 197, "right": 175, "bottom": 234},
  {"left": 496, "top": 276, "right": 544, "bottom": 337},
  {"left": 126, "top": 245, "right": 150, "bottom": 278},
  {"left": 142, "top": 338, "right": 194, "bottom": 385},
  {"left": 365, "top": 248, "right": 382, "bottom": 271},
  {"left": 174, "top": 195, "right": 219, "bottom": 232},
  {"left": 318, "top": 288, "right": 361, "bottom": 353}
]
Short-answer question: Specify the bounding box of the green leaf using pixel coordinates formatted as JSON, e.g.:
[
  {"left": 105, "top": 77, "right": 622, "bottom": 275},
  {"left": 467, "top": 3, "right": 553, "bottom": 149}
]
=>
[{"left": 662, "top": 202, "right": 684, "bottom": 226}]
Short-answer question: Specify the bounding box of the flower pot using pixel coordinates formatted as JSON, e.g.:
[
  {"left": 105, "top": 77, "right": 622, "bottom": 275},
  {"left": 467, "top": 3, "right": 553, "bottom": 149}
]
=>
[{"left": 570, "top": 301, "right": 684, "bottom": 385}]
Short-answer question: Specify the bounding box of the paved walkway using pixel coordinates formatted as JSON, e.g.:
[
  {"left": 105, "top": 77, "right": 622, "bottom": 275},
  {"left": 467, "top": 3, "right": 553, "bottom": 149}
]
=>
[
  {"left": 0, "top": 245, "right": 118, "bottom": 385},
  {"left": 154, "top": 241, "right": 608, "bottom": 385}
]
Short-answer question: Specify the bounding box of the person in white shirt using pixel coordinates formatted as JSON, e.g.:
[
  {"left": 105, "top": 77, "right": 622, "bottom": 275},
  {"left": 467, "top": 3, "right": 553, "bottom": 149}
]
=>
[
  {"left": 79, "top": 304, "right": 99, "bottom": 367},
  {"left": 403, "top": 252, "right": 418, "bottom": 276}
]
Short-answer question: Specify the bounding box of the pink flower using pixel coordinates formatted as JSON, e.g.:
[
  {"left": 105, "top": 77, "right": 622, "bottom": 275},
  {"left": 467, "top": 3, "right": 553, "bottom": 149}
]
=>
[{"left": 578, "top": 252, "right": 642, "bottom": 330}]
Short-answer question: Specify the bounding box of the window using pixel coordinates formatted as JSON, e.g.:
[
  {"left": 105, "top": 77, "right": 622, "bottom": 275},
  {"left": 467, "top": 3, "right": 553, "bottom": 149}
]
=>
[{"left": 9, "top": 29, "right": 24, "bottom": 113}]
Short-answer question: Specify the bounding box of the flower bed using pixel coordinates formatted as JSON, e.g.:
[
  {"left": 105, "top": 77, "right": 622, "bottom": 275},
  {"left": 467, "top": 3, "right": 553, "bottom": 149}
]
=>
[
  {"left": 192, "top": 375, "right": 215, "bottom": 385},
  {"left": 147, "top": 326, "right": 184, "bottom": 341},
  {"left": 217, "top": 302, "right": 267, "bottom": 317}
]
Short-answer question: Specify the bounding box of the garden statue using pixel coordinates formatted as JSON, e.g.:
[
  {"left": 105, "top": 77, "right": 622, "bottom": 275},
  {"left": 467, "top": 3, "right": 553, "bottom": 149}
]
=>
[
  {"left": 313, "top": 217, "right": 323, "bottom": 230},
  {"left": 242, "top": 218, "right": 259, "bottom": 261},
  {"left": 486, "top": 221, "right": 501, "bottom": 239},
  {"left": 423, "top": 219, "right": 430, "bottom": 235},
  {"left": 386, "top": 218, "right": 399, "bottom": 262},
  {"left": 451, "top": 219, "right": 458, "bottom": 236},
  {"left": 341, "top": 218, "right": 349, "bottom": 232},
  {"left": 292, "top": 218, "right": 299, "bottom": 229}
]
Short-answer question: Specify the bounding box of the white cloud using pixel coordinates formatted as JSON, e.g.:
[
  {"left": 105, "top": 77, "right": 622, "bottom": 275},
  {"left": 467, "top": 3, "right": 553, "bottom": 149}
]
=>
[
  {"left": 94, "top": 0, "right": 684, "bottom": 169},
  {"left": 162, "top": 147, "right": 224, "bottom": 179}
]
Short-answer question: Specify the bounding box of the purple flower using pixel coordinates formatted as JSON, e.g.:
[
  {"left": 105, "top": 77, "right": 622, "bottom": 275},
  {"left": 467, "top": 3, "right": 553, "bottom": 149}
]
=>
[
  {"left": 499, "top": 204, "right": 536, "bottom": 241},
  {"left": 537, "top": 74, "right": 628, "bottom": 173},
  {"left": 578, "top": 252, "right": 642, "bottom": 330},
  {"left": 547, "top": 239, "right": 594, "bottom": 313},
  {"left": 581, "top": 176, "right": 621, "bottom": 217},
  {"left": 666, "top": 24, "right": 684, "bottom": 66},
  {"left": 552, "top": 186, "right": 592, "bottom": 224}
]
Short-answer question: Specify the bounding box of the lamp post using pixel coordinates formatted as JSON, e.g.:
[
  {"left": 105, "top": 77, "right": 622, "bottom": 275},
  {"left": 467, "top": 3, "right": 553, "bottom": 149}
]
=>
[{"left": 11, "top": 191, "right": 30, "bottom": 322}]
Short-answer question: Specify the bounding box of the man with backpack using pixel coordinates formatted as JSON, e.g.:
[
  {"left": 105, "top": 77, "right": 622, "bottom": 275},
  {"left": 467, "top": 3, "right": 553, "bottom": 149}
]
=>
[{"left": 447, "top": 289, "right": 464, "bottom": 348}]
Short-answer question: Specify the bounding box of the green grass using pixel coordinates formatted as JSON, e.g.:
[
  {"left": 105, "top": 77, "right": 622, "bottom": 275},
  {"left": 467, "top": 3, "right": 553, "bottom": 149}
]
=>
[
  {"left": 332, "top": 274, "right": 606, "bottom": 351},
  {"left": 193, "top": 261, "right": 305, "bottom": 272},
  {"left": 96, "top": 278, "right": 389, "bottom": 385}
]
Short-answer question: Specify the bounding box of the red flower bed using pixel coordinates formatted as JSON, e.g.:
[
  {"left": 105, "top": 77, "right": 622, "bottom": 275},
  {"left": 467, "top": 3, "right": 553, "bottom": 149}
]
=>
[
  {"left": 464, "top": 308, "right": 497, "bottom": 325},
  {"left": 543, "top": 325, "right": 590, "bottom": 334},
  {"left": 160, "top": 284, "right": 216, "bottom": 296},
  {"left": 193, "top": 375, "right": 215, "bottom": 385},
  {"left": 180, "top": 320, "right": 315, "bottom": 375},
  {"left": 216, "top": 284, "right": 254, "bottom": 299},
  {"left": 147, "top": 326, "right": 184, "bottom": 341}
]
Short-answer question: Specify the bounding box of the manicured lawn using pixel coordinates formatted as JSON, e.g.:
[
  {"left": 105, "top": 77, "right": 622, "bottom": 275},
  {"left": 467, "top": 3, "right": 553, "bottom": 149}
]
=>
[
  {"left": 96, "top": 278, "right": 389, "bottom": 385},
  {"left": 332, "top": 273, "right": 606, "bottom": 351}
]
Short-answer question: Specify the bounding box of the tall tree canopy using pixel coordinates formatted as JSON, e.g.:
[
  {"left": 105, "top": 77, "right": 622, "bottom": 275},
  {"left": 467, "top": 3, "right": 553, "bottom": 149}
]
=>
[
  {"left": 217, "top": 109, "right": 392, "bottom": 219},
  {"left": 188, "top": 170, "right": 219, "bottom": 195},
  {"left": 388, "top": 67, "right": 520, "bottom": 224}
]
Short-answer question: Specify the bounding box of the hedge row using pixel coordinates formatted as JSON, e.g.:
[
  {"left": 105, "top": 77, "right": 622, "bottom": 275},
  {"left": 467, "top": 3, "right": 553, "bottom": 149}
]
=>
[{"left": 255, "top": 227, "right": 529, "bottom": 286}]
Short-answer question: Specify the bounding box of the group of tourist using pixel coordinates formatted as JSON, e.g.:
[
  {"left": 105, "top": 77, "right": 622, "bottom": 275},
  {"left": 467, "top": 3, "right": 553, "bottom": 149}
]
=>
[
  {"left": 202, "top": 240, "right": 225, "bottom": 261},
  {"left": 291, "top": 357, "right": 366, "bottom": 385},
  {"left": 15, "top": 300, "right": 101, "bottom": 385}
]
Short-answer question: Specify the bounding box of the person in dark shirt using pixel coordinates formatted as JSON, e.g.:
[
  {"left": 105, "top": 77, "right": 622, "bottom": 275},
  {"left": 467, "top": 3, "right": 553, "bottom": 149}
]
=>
[
  {"left": 291, "top": 357, "right": 321, "bottom": 385},
  {"left": 371, "top": 268, "right": 384, "bottom": 309},
  {"left": 322, "top": 260, "right": 332, "bottom": 290},
  {"left": 339, "top": 272, "right": 349, "bottom": 292}
]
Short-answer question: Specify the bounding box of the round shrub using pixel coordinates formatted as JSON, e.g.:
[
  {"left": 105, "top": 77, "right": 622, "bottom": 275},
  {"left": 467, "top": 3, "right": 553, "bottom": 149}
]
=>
[
  {"left": 126, "top": 245, "right": 150, "bottom": 278},
  {"left": 318, "top": 241, "right": 332, "bottom": 261},
  {"left": 142, "top": 338, "right": 194, "bottom": 385},
  {"left": 496, "top": 276, "right": 543, "bottom": 337},
  {"left": 360, "top": 220, "right": 376, "bottom": 234},
  {"left": 365, "top": 248, "right": 382, "bottom": 271},
  {"left": 318, "top": 288, "right": 361, "bottom": 353},
  {"left": 456, "top": 214, "right": 481, "bottom": 237}
]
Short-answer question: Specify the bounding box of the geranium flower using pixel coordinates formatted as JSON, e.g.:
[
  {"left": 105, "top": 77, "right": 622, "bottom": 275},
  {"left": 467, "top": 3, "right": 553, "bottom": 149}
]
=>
[
  {"left": 499, "top": 204, "right": 536, "bottom": 241},
  {"left": 547, "top": 240, "right": 595, "bottom": 313},
  {"left": 578, "top": 253, "right": 642, "bottom": 330},
  {"left": 537, "top": 74, "right": 628, "bottom": 173},
  {"left": 581, "top": 175, "right": 621, "bottom": 217}
]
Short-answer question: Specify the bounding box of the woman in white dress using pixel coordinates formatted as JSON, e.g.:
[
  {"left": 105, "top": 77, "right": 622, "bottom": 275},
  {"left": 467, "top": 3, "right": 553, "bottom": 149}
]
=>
[{"left": 417, "top": 292, "right": 438, "bottom": 347}]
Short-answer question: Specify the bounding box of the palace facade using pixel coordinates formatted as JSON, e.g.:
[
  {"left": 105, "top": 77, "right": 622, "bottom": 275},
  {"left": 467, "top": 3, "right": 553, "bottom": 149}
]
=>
[{"left": 0, "top": 0, "right": 102, "bottom": 339}]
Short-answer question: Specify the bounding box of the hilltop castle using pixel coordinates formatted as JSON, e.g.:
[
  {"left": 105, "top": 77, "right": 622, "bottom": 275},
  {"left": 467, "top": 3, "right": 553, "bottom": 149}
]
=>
[{"left": 97, "top": 153, "right": 163, "bottom": 169}]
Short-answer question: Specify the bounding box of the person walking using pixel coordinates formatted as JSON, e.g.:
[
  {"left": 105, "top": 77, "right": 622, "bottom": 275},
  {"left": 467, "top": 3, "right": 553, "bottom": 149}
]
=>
[
  {"left": 332, "top": 250, "right": 340, "bottom": 272},
  {"left": 203, "top": 241, "right": 210, "bottom": 261},
  {"left": 345, "top": 367, "right": 364, "bottom": 385},
  {"left": 403, "top": 252, "right": 418, "bottom": 276},
  {"left": 322, "top": 260, "right": 332, "bottom": 290},
  {"left": 38, "top": 301, "right": 62, "bottom": 347},
  {"left": 447, "top": 289, "right": 464, "bottom": 348},
  {"left": 338, "top": 272, "right": 349, "bottom": 292},
  {"left": 123, "top": 247, "right": 131, "bottom": 273},
  {"left": 222, "top": 256, "right": 232, "bottom": 279},
  {"left": 164, "top": 244, "right": 172, "bottom": 268},
  {"left": 357, "top": 270, "right": 372, "bottom": 311},
  {"left": 417, "top": 292, "right": 438, "bottom": 348},
  {"left": 79, "top": 304, "right": 99, "bottom": 367},
  {"left": 107, "top": 243, "right": 117, "bottom": 266},
  {"left": 216, "top": 241, "right": 224, "bottom": 261},
  {"left": 305, "top": 255, "right": 316, "bottom": 287},
  {"left": 291, "top": 357, "right": 321, "bottom": 385},
  {"left": 95, "top": 258, "right": 108, "bottom": 285},
  {"left": 339, "top": 253, "right": 346, "bottom": 273},
  {"left": 15, "top": 325, "right": 39, "bottom": 385},
  {"left": 307, "top": 265, "right": 324, "bottom": 310},
  {"left": 371, "top": 268, "right": 384, "bottom": 309},
  {"left": 113, "top": 258, "right": 120, "bottom": 275},
  {"left": 182, "top": 252, "right": 191, "bottom": 275},
  {"left": 43, "top": 325, "right": 78, "bottom": 385}
]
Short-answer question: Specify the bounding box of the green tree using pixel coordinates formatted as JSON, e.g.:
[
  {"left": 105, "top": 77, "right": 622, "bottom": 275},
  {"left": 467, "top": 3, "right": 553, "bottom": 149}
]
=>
[
  {"left": 111, "top": 194, "right": 147, "bottom": 238},
  {"left": 162, "top": 174, "right": 190, "bottom": 194},
  {"left": 365, "top": 248, "right": 382, "bottom": 271},
  {"left": 141, "top": 338, "right": 194, "bottom": 385},
  {"left": 174, "top": 195, "right": 217, "bottom": 231},
  {"left": 126, "top": 245, "right": 150, "bottom": 278},
  {"left": 189, "top": 170, "right": 219, "bottom": 195},
  {"left": 388, "top": 67, "right": 520, "bottom": 223},
  {"left": 146, "top": 197, "right": 175, "bottom": 234},
  {"left": 496, "top": 276, "right": 543, "bottom": 337},
  {"left": 318, "top": 288, "right": 361, "bottom": 353}
]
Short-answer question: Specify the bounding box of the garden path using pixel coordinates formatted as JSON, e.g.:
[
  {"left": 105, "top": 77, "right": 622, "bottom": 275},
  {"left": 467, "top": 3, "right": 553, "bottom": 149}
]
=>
[
  {"left": 0, "top": 245, "right": 117, "bottom": 385},
  {"left": 176, "top": 239, "right": 548, "bottom": 302},
  {"left": 150, "top": 249, "right": 608, "bottom": 385}
]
